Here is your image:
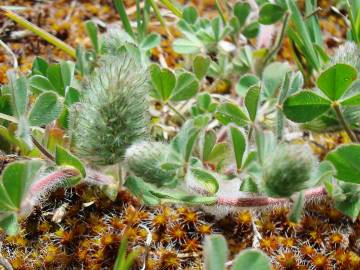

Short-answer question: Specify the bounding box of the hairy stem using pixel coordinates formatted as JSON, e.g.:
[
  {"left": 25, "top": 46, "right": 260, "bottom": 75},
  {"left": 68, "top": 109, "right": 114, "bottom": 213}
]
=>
[
  {"left": 191, "top": 185, "right": 327, "bottom": 208},
  {"left": 0, "top": 39, "right": 18, "bottom": 69},
  {"left": 263, "top": 12, "right": 290, "bottom": 67},
  {"left": 20, "top": 168, "right": 80, "bottom": 217},
  {"left": 31, "top": 135, "right": 55, "bottom": 161},
  {"left": 333, "top": 102, "right": 359, "bottom": 143}
]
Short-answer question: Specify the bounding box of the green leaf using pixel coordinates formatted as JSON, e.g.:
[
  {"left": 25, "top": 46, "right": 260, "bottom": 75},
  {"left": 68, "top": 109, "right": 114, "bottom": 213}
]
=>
[
  {"left": 85, "top": 20, "right": 100, "bottom": 53},
  {"left": 314, "top": 43, "right": 330, "bottom": 63},
  {"left": 287, "top": 0, "right": 320, "bottom": 70},
  {"left": 16, "top": 116, "right": 32, "bottom": 148},
  {"left": 140, "top": 33, "right": 161, "bottom": 50},
  {"left": 0, "top": 183, "right": 16, "bottom": 212},
  {"left": 245, "top": 86, "right": 260, "bottom": 122},
  {"left": 201, "top": 130, "right": 217, "bottom": 161},
  {"left": 0, "top": 213, "right": 19, "bottom": 236},
  {"left": 283, "top": 91, "right": 331, "bottom": 123},
  {"left": 288, "top": 191, "right": 305, "bottom": 223},
  {"left": 234, "top": 2, "right": 251, "bottom": 27},
  {"left": 255, "top": 130, "right": 276, "bottom": 165},
  {"left": 189, "top": 167, "right": 219, "bottom": 194},
  {"left": 0, "top": 94, "right": 12, "bottom": 116},
  {"left": 240, "top": 176, "right": 258, "bottom": 193},
  {"left": 47, "top": 61, "right": 75, "bottom": 96},
  {"left": 173, "top": 38, "right": 202, "bottom": 54},
  {"left": 312, "top": 161, "right": 335, "bottom": 185},
  {"left": 232, "top": 249, "right": 271, "bottom": 270},
  {"left": 32, "top": 56, "right": 48, "bottom": 76},
  {"left": 170, "top": 72, "right": 199, "bottom": 101},
  {"left": 242, "top": 22, "right": 260, "bottom": 38},
  {"left": 0, "top": 160, "right": 43, "bottom": 209},
  {"left": 55, "top": 145, "right": 86, "bottom": 177},
  {"left": 183, "top": 6, "right": 198, "bottom": 24},
  {"left": 262, "top": 62, "right": 291, "bottom": 98},
  {"left": 150, "top": 64, "right": 176, "bottom": 101},
  {"left": 278, "top": 72, "right": 291, "bottom": 104},
  {"left": 28, "top": 92, "right": 63, "bottom": 126},
  {"left": 336, "top": 196, "right": 360, "bottom": 222},
  {"left": 334, "top": 183, "right": 360, "bottom": 222},
  {"left": 64, "top": 87, "right": 80, "bottom": 105},
  {"left": 125, "top": 175, "right": 216, "bottom": 205},
  {"left": 341, "top": 93, "right": 360, "bottom": 106},
  {"left": 204, "top": 235, "right": 228, "bottom": 270},
  {"left": 317, "top": 64, "right": 357, "bottom": 101},
  {"left": 325, "top": 144, "right": 360, "bottom": 184},
  {"left": 171, "top": 119, "right": 201, "bottom": 162},
  {"left": 288, "top": 71, "right": 304, "bottom": 96},
  {"left": 229, "top": 126, "right": 246, "bottom": 170},
  {"left": 193, "top": 55, "right": 211, "bottom": 80},
  {"left": 197, "top": 92, "right": 212, "bottom": 111},
  {"left": 236, "top": 74, "right": 259, "bottom": 97},
  {"left": 259, "top": 3, "right": 285, "bottom": 25},
  {"left": 124, "top": 176, "right": 160, "bottom": 205},
  {"left": 207, "top": 143, "right": 229, "bottom": 164},
  {"left": 8, "top": 72, "right": 28, "bottom": 117},
  {"left": 29, "top": 75, "right": 55, "bottom": 93},
  {"left": 215, "top": 102, "right": 249, "bottom": 126}
]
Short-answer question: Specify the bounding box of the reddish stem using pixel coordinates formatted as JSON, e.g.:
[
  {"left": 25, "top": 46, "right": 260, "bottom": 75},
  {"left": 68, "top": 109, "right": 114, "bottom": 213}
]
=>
[
  {"left": 29, "top": 168, "right": 79, "bottom": 195},
  {"left": 192, "top": 186, "right": 327, "bottom": 208}
]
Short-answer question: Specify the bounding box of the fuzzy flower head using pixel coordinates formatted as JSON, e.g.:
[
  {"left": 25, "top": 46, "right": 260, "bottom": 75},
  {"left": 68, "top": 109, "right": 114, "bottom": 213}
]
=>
[
  {"left": 124, "top": 141, "right": 176, "bottom": 187},
  {"left": 263, "top": 144, "right": 316, "bottom": 198},
  {"left": 72, "top": 54, "right": 150, "bottom": 166},
  {"left": 331, "top": 42, "right": 360, "bottom": 72}
]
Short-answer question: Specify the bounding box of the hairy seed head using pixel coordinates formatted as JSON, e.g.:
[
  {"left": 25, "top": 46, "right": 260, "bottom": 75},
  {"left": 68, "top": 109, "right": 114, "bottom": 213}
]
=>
[
  {"left": 71, "top": 54, "right": 150, "bottom": 165},
  {"left": 263, "top": 144, "right": 316, "bottom": 198},
  {"left": 125, "top": 141, "right": 176, "bottom": 186}
]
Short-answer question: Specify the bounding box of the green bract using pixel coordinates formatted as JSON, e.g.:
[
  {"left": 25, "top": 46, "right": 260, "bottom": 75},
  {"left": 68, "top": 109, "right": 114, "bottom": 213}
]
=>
[{"left": 125, "top": 141, "right": 176, "bottom": 186}]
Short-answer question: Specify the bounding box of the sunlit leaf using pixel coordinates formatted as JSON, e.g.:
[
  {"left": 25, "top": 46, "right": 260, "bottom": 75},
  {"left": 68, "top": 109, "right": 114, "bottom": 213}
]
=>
[
  {"left": 326, "top": 144, "right": 360, "bottom": 184},
  {"left": 232, "top": 249, "right": 271, "bottom": 270},
  {"left": 204, "top": 235, "right": 228, "bottom": 270},
  {"left": 28, "top": 92, "right": 63, "bottom": 126},
  {"left": 259, "top": 3, "right": 285, "bottom": 25},
  {"left": 317, "top": 64, "right": 357, "bottom": 101},
  {"left": 283, "top": 91, "right": 331, "bottom": 123}
]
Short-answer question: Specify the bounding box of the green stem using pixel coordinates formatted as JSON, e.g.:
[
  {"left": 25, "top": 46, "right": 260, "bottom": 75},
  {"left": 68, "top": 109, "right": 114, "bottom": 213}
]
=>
[
  {"left": 113, "top": 0, "right": 135, "bottom": 39},
  {"left": 1, "top": 8, "right": 76, "bottom": 58},
  {"left": 304, "top": 7, "right": 322, "bottom": 20},
  {"left": 167, "top": 102, "right": 186, "bottom": 122},
  {"left": 248, "top": 125, "right": 254, "bottom": 141},
  {"left": 159, "top": 0, "right": 182, "bottom": 18},
  {"left": 148, "top": 0, "right": 172, "bottom": 38},
  {"left": 215, "top": 0, "right": 227, "bottom": 24},
  {"left": 0, "top": 112, "right": 18, "bottom": 124},
  {"left": 263, "top": 12, "right": 290, "bottom": 67},
  {"left": 333, "top": 102, "right": 359, "bottom": 143}
]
